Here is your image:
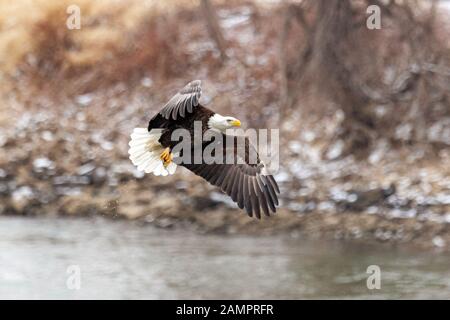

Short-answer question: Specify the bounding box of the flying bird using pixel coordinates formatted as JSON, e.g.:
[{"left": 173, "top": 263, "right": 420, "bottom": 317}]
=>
[{"left": 128, "top": 80, "right": 279, "bottom": 218}]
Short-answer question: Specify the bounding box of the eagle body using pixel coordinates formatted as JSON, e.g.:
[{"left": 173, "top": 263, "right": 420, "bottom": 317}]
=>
[
  {"left": 129, "top": 80, "right": 280, "bottom": 219},
  {"left": 149, "top": 105, "right": 214, "bottom": 150}
]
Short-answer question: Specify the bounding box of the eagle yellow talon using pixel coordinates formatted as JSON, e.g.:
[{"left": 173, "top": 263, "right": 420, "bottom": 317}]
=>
[{"left": 160, "top": 148, "right": 172, "bottom": 167}]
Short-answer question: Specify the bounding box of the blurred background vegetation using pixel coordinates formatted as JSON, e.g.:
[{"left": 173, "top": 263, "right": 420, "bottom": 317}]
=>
[{"left": 0, "top": 0, "right": 449, "bottom": 249}]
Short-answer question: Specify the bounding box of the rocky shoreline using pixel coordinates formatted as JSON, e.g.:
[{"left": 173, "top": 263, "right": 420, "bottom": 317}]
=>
[{"left": 1, "top": 154, "right": 449, "bottom": 251}]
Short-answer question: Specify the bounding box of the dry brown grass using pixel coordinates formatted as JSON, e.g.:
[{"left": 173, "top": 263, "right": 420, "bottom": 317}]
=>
[{"left": 0, "top": 0, "right": 198, "bottom": 93}]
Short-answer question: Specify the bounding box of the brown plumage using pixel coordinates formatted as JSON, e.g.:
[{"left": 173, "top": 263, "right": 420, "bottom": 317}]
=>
[{"left": 145, "top": 80, "right": 280, "bottom": 219}]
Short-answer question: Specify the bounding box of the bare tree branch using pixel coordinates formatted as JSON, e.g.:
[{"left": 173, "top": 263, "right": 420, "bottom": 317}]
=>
[{"left": 200, "top": 0, "right": 228, "bottom": 62}]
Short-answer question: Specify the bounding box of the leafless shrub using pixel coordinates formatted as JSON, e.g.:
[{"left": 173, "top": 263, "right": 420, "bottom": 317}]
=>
[
  {"left": 1, "top": 1, "right": 191, "bottom": 95},
  {"left": 280, "top": 0, "right": 450, "bottom": 156}
]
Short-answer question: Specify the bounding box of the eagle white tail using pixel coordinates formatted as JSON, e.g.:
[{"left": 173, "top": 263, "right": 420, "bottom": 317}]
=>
[{"left": 128, "top": 128, "right": 177, "bottom": 176}]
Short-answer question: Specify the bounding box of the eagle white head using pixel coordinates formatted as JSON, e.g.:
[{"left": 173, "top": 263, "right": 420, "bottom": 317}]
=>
[{"left": 208, "top": 113, "right": 241, "bottom": 132}]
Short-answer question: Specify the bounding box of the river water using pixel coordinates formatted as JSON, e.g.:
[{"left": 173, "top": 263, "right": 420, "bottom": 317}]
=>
[{"left": 0, "top": 216, "right": 449, "bottom": 299}]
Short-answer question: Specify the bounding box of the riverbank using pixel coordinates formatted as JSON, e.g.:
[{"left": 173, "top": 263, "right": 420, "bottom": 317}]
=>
[
  {"left": 1, "top": 89, "right": 448, "bottom": 249},
  {"left": 1, "top": 151, "right": 449, "bottom": 250}
]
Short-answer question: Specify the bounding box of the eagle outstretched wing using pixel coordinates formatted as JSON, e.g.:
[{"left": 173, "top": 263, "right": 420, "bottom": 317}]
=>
[
  {"left": 159, "top": 80, "right": 202, "bottom": 120},
  {"left": 181, "top": 134, "right": 280, "bottom": 219}
]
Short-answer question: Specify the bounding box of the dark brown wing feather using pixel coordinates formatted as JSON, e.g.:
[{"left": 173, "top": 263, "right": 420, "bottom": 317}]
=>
[
  {"left": 159, "top": 80, "right": 202, "bottom": 120},
  {"left": 181, "top": 134, "right": 280, "bottom": 219}
]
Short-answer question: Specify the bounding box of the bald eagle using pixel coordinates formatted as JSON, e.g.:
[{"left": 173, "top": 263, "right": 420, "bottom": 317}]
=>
[{"left": 128, "top": 80, "right": 279, "bottom": 218}]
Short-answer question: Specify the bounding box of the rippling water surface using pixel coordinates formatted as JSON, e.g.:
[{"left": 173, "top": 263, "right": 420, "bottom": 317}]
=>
[{"left": 1, "top": 216, "right": 449, "bottom": 299}]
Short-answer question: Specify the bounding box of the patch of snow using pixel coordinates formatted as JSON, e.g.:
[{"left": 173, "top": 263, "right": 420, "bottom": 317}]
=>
[
  {"left": 302, "top": 131, "right": 316, "bottom": 142},
  {"left": 140, "top": 77, "right": 153, "bottom": 88},
  {"left": 366, "top": 206, "right": 379, "bottom": 214},
  {"left": 132, "top": 168, "right": 145, "bottom": 179},
  {"left": 41, "top": 131, "right": 54, "bottom": 142},
  {"left": 77, "top": 163, "right": 96, "bottom": 176},
  {"left": 101, "top": 141, "right": 114, "bottom": 151},
  {"left": 387, "top": 208, "right": 417, "bottom": 219},
  {"left": 395, "top": 123, "right": 413, "bottom": 140},
  {"left": 445, "top": 213, "right": 450, "bottom": 224},
  {"left": 76, "top": 94, "right": 93, "bottom": 106},
  {"left": 12, "top": 186, "right": 34, "bottom": 201},
  {"left": 288, "top": 141, "right": 302, "bottom": 154},
  {"left": 347, "top": 193, "right": 358, "bottom": 203},
  {"left": 0, "top": 133, "right": 6, "bottom": 147},
  {"left": 221, "top": 14, "right": 249, "bottom": 29},
  {"left": 274, "top": 170, "right": 290, "bottom": 183},
  {"left": 326, "top": 140, "right": 344, "bottom": 160},
  {"left": 33, "top": 157, "right": 55, "bottom": 171},
  {"left": 210, "top": 191, "right": 237, "bottom": 208},
  {"left": 318, "top": 201, "right": 335, "bottom": 211},
  {"left": 432, "top": 236, "right": 445, "bottom": 248}
]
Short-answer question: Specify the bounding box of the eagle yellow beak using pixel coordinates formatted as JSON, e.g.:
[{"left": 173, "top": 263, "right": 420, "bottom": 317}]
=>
[{"left": 231, "top": 119, "right": 241, "bottom": 127}]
